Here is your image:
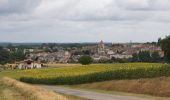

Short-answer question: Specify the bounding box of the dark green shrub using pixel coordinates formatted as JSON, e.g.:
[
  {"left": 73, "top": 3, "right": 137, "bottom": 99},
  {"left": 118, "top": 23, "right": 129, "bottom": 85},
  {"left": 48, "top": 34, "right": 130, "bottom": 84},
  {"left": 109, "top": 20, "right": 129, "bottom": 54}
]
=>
[{"left": 78, "top": 55, "right": 93, "bottom": 65}]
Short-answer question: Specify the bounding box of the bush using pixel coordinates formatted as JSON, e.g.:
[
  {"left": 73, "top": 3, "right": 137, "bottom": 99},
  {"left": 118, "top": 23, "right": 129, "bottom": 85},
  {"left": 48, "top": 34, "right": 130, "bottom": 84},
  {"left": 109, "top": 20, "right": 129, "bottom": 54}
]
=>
[{"left": 78, "top": 55, "right": 93, "bottom": 65}]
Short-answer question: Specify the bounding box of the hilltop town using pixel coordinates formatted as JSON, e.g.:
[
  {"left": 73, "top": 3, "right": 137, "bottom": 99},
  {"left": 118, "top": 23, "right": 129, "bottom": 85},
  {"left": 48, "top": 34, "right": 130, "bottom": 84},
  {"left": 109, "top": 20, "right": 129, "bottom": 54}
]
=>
[
  {"left": 22, "top": 41, "right": 164, "bottom": 64},
  {"left": 0, "top": 41, "right": 164, "bottom": 70}
]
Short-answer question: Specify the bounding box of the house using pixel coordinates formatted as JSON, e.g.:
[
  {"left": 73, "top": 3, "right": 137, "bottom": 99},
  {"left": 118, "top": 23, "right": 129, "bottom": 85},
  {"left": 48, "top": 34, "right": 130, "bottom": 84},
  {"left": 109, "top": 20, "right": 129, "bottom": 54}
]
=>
[
  {"left": 28, "top": 51, "right": 71, "bottom": 63},
  {"left": 16, "top": 60, "right": 42, "bottom": 70},
  {"left": 4, "top": 64, "right": 17, "bottom": 70},
  {"left": 23, "top": 49, "right": 34, "bottom": 54},
  {"left": 110, "top": 54, "right": 132, "bottom": 59}
]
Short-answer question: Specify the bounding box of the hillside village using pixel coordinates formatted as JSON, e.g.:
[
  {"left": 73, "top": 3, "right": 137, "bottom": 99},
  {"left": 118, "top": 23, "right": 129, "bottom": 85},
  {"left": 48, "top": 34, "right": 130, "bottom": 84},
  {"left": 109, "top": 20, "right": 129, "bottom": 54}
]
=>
[
  {"left": 26, "top": 41, "right": 164, "bottom": 64},
  {"left": 0, "top": 41, "right": 164, "bottom": 70}
]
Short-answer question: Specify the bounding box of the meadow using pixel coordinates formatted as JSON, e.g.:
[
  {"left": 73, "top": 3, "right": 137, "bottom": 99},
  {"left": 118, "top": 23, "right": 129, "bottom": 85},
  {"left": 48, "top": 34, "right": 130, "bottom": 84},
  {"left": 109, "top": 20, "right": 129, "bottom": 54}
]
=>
[{"left": 0, "top": 63, "right": 170, "bottom": 85}]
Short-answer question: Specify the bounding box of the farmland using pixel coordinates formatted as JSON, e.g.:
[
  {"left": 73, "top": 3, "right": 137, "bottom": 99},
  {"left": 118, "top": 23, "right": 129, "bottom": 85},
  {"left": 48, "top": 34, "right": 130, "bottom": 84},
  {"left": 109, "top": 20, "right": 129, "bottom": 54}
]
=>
[{"left": 0, "top": 63, "right": 169, "bottom": 85}]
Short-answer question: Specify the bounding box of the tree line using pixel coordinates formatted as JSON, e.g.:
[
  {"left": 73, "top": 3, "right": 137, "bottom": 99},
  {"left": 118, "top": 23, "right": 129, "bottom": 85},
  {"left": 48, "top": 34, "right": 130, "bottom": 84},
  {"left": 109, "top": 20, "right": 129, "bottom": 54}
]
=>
[
  {"left": 132, "top": 51, "right": 161, "bottom": 62},
  {"left": 158, "top": 35, "right": 170, "bottom": 62},
  {"left": 0, "top": 47, "right": 25, "bottom": 65}
]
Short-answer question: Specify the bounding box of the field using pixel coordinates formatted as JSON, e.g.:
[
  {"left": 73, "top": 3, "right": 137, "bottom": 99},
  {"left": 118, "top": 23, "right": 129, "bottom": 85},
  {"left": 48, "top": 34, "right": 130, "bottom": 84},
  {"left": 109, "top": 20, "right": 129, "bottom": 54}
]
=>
[
  {"left": 74, "top": 76, "right": 170, "bottom": 97},
  {"left": 43, "top": 63, "right": 80, "bottom": 68},
  {"left": 0, "top": 63, "right": 169, "bottom": 85}
]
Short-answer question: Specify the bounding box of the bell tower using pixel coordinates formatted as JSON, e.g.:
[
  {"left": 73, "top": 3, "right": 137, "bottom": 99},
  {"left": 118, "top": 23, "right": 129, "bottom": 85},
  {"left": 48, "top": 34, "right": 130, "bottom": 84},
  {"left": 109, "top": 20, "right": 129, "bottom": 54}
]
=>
[{"left": 98, "top": 40, "right": 105, "bottom": 55}]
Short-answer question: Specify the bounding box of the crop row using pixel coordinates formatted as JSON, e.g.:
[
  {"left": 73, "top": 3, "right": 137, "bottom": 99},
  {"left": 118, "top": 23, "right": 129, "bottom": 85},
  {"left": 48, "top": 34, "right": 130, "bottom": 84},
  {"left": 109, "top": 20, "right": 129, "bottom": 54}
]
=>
[{"left": 20, "top": 65, "right": 170, "bottom": 85}]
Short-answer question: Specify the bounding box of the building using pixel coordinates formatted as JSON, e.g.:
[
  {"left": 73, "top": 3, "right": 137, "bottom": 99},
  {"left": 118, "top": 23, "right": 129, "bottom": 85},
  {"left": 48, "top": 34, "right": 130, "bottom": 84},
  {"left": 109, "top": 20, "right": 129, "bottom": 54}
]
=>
[
  {"left": 98, "top": 40, "right": 105, "bottom": 51},
  {"left": 110, "top": 54, "right": 132, "bottom": 59},
  {"left": 16, "top": 60, "right": 42, "bottom": 70},
  {"left": 98, "top": 40, "right": 106, "bottom": 55},
  {"left": 28, "top": 50, "right": 71, "bottom": 63}
]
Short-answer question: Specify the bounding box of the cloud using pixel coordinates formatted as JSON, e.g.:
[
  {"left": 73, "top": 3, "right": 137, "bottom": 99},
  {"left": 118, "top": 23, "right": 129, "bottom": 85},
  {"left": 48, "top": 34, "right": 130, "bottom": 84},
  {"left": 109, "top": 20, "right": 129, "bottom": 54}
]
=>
[
  {"left": 0, "top": 0, "right": 169, "bottom": 42},
  {"left": 0, "top": 0, "right": 41, "bottom": 15},
  {"left": 116, "top": 0, "right": 170, "bottom": 11},
  {"left": 31, "top": 0, "right": 169, "bottom": 22}
]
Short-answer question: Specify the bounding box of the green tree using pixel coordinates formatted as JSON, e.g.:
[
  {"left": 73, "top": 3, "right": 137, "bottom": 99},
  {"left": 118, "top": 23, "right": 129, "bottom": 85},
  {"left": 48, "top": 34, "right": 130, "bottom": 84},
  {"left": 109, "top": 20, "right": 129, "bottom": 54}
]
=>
[
  {"left": 158, "top": 38, "right": 161, "bottom": 46},
  {"left": 10, "top": 51, "right": 25, "bottom": 62},
  {"left": 132, "top": 53, "right": 139, "bottom": 62},
  {"left": 0, "top": 48, "right": 25, "bottom": 65},
  {"left": 0, "top": 49, "right": 10, "bottom": 65},
  {"left": 98, "top": 58, "right": 110, "bottom": 63},
  {"left": 138, "top": 51, "right": 152, "bottom": 62},
  {"left": 78, "top": 55, "right": 93, "bottom": 65},
  {"left": 159, "top": 35, "right": 170, "bottom": 62},
  {"left": 151, "top": 51, "right": 161, "bottom": 62}
]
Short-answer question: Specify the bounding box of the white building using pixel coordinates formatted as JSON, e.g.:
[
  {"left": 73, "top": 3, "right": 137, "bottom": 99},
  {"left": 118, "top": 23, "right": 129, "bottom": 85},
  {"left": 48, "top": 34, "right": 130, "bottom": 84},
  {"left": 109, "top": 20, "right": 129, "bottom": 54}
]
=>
[
  {"left": 110, "top": 54, "right": 132, "bottom": 59},
  {"left": 16, "top": 60, "right": 42, "bottom": 70}
]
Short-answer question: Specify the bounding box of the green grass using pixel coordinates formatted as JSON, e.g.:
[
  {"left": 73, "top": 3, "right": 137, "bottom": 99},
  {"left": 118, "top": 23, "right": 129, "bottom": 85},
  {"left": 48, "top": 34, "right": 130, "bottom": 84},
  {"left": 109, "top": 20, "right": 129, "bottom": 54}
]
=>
[{"left": 0, "top": 63, "right": 169, "bottom": 85}]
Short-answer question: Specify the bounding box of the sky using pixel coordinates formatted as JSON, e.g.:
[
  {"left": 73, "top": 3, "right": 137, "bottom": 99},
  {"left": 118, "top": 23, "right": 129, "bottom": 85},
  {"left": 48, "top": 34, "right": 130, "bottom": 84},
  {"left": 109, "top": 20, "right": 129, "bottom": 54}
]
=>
[{"left": 0, "top": 0, "right": 170, "bottom": 43}]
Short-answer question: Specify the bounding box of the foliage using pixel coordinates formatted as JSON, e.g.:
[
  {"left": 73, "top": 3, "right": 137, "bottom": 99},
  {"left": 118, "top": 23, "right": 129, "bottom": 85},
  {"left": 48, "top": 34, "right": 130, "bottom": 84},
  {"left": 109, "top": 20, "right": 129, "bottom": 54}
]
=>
[
  {"left": 10, "top": 51, "right": 25, "bottom": 61},
  {"left": 19, "top": 64, "right": 170, "bottom": 85},
  {"left": 159, "top": 35, "right": 170, "bottom": 62},
  {"left": 112, "top": 58, "right": 129, "bottom": 63},
  {"left": 0, "top": 49, "right": 11, "bottom": 65},
  {"left": 82, "top": 50, "right": 91, "bottom": 55},
  {"left": 0, "top": 48, "right": 25, "bottom": 65},
  {"left": 98, "top": 58, "right": 111, "bottom": 63},
  {"left": 0, "top": 63, "right": 167, "bottom": 85},
  {"left": 132, "top": 53, "right": 139, "bottom": 62},
  {"left": 151, "top": 51, "right": 161, "bottom": 62},
  {"left": 78, "top": 55, "right": 93, "bottom": 65},
  {"left": 132, "top": 51, "right": 161, "bottom": 62},
  {"left": 97, "top": 57, "right": 129, "bottom": 63},
  {"left": 138, "top": 51, "right": 152, "bottom": 62}
]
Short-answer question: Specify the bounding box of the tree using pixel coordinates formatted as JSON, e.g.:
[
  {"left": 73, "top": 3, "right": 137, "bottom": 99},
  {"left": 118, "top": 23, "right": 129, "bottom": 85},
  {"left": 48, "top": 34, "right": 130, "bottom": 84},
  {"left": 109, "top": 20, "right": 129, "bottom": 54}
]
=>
[
  {"left": 157, "top": 38, "right": 161, "bottom": 46},
  {"left": 159, "top": 35, "right": 170, "bottom": 62},
  {"left": 82, "top": 50, "right": 91, "bottom": 55},
  {"left": 138, "top": 51, "right": 152, "bottom": 62},
  {"left": 0, "top": 48, "right": 25, "bottom": 65},
  {"left": 11, "top": 51, "right": 25, "bottom": 62},
  {"left": 0, "top": 49, "right": 10, "bottom": 65},
  {"left": 132, "top": 53, "right": 139, "bottom": 62},
  {"left": 151, "top": 51, "right": 161, "bottom": 62},
  {"left": 78, "top": 55, "right": 93, "bottom": 65},
  {"left": 98, "top": 58, "right": 111, "bottom": 63},
  {"left": 0, "top": 46, "right": 3, "bottom": 50}
]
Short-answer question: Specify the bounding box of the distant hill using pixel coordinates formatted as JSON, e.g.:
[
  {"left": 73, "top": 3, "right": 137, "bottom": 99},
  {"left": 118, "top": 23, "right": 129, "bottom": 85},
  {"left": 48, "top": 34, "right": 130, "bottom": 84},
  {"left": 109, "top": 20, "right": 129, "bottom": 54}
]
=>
[{"left": 0, "top": 43, "right": 42, "bottom": 47}]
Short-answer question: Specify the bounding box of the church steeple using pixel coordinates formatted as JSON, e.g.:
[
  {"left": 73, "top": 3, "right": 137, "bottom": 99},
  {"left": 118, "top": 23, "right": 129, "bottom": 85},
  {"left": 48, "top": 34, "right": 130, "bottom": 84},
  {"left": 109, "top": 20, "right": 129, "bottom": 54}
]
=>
[
  {"left": 100, "top": 40, "right": 103, "bottom": 44},
  {"left": 98, "top": 40, "right": 105, "bottom": 51}
]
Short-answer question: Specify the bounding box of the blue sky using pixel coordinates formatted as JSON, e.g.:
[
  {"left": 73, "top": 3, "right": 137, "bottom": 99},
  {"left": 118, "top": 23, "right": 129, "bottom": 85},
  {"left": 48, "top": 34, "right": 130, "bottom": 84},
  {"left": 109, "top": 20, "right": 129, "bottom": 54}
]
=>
[{"left": 0, "top": 0, "right": 170, "bottom": 43}]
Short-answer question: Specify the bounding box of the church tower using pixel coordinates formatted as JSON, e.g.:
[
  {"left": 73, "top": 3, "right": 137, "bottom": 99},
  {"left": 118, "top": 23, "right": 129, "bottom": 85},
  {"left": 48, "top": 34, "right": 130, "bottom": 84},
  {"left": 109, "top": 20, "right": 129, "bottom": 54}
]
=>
[
  {"left": 98, "top": 40, "right": 105, "bottom": 50},
  {"left": 98, "top": 40, "right": 105, "bottom": 55}
]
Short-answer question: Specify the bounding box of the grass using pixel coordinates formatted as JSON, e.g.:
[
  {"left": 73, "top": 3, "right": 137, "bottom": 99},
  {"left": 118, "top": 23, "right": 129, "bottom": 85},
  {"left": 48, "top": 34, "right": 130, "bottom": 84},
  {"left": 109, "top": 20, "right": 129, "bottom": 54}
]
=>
[
  {"left": 0, "top": 81, "right": 30, "bottom": 100},
  {"left": 44, "top": 63, "right": 80, "bottom": 68},
  {"left": 0, "top": 63, "right": 163, "bottom": 79},
  {"left": 64, "top": 85, "right": 170, "bottom": 100},
  {"left": 73, "top": 76, "right": 170, "bottom": 97},
  {"left": 0, "top": 77, "right": 88, "bottom": 100},
  {"left": 1, "top": 77, "right": 68, "bottom": 100},
  {"left": 1, "top": 63, "right": 170, "bottom": 98},
  {"left": 0, "top": 63, "right": 168, "bottom": 85}
]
